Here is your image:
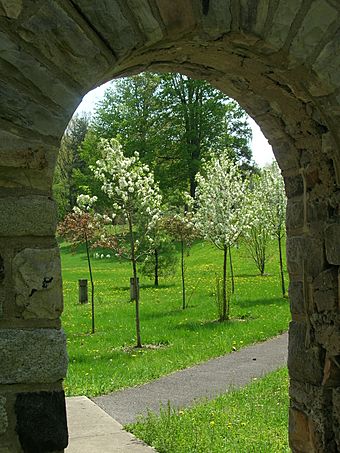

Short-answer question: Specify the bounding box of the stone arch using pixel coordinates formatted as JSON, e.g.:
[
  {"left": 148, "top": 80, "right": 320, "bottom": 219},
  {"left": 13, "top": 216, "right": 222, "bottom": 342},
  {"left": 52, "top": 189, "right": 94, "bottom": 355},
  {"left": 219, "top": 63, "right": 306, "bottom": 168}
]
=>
[{"left": 0, "top": 1, "right": 339, "bottom": 451}]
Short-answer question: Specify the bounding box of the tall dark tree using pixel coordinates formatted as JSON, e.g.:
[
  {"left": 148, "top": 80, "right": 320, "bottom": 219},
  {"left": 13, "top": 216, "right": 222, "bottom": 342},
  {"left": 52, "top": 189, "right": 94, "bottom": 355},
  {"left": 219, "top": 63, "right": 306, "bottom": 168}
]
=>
[
  {"left": 75, "top": 72, "right": 253, "bottom": 204},
  {"left": 53, "top": 113, "right": 90, "bottom": 217},
  {"left": 160, "top": 74, "right": 252, "bottom": 197}
]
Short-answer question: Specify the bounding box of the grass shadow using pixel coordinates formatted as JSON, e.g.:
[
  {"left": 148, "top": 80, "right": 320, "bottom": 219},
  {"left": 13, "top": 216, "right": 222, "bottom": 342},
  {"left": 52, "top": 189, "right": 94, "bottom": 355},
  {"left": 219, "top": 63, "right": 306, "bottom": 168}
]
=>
[
  {"left": 113, "top": 282, "right": 176, "bottom": 291},
  {"left": 142, "top": 307, "right": 190, "bottom": 321},
  {"left": 235, "top": 273, "right": 272, "bottom": 278},
  {"left": 237, "top": 297, "right": 287, "bottom": 309},
  {"left": 173, "top": 317, "right": 250, "bottom": 332}
]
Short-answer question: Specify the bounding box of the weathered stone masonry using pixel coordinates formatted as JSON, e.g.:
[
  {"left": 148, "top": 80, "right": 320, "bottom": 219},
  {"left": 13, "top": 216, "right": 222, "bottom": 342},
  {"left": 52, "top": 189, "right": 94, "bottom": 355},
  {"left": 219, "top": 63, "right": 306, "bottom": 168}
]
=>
[{"left": 0, "top": 1, "right": 339, "bottom": 451}]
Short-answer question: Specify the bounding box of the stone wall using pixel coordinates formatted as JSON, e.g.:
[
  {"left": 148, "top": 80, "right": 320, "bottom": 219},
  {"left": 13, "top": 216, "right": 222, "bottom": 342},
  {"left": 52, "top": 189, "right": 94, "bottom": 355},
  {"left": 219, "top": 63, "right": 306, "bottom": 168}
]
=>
[{"left": 0, "top": 1, "right": 339, "bottom": 451}]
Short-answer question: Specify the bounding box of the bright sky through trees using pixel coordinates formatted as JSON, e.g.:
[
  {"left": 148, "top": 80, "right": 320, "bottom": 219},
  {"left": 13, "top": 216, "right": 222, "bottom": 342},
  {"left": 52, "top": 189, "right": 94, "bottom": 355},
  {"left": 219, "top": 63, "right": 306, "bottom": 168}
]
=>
[{"left": 75, "top": 81, "right": 275, "bottom": 168}]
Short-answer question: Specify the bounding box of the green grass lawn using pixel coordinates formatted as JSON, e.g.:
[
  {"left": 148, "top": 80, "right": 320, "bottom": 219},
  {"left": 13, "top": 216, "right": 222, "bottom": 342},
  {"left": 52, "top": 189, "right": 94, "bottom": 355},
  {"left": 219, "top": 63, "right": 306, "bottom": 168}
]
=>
[
  {"left": 61, "top": 239, "right": 290, "bottom": 396},
  {"left": 127, "top": 368, "right": 289, "bottom": 453}
]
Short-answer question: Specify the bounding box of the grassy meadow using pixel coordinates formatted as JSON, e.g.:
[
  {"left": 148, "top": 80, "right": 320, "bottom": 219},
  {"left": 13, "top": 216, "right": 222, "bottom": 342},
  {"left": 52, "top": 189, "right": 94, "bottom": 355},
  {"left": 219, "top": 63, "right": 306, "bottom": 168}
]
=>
[
  {"left": 61, "top": 239, "right": 290, "bottom": 396},
  {"left": 127, "top": 368, "right": 289, "bottom": 453}
]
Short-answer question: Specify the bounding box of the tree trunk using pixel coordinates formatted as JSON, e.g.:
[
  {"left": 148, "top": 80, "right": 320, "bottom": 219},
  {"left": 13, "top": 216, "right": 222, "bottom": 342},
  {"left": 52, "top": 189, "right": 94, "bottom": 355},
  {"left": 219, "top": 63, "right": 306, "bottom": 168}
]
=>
[
  {"left": 154, "top": 248, "right": 159, "bottom": 287},
  {"left": 85, "top": 234, "right": 95, "bottom": 334},
  {"left": 181, "top": 239, "right": 186, "bottom": 309},
  {"left": 128, "top": 218, "right": 142, "bottom": 348},
  {"left": 278, "top": 234, "right": 285, "bottom": 296},
  {"left": 221, "top": 244, "right": 228, "bottom": 321},
  {"left": 189, "top": 177, "right": 196, "bottom": 199},
  {"left": 229, "top": 246, "right": 235, "bottom": 294}
]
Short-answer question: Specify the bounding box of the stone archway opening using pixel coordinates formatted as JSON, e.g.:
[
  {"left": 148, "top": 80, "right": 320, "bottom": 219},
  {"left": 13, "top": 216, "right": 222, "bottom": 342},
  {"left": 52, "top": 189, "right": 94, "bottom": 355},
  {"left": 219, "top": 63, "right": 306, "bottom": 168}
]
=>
[{"left": 0, "top": 2, "right": 339, "bottom": 452}]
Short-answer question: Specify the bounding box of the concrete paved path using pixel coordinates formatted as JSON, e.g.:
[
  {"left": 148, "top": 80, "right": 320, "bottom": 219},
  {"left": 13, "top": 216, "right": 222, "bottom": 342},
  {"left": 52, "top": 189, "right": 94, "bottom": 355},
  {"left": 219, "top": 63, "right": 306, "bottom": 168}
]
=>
[
  {"left": 66, "top": 396, "right": 156, "bottom": 452},
  {"left": 94, "top": 332, "right": 288, "bottom": 425}
]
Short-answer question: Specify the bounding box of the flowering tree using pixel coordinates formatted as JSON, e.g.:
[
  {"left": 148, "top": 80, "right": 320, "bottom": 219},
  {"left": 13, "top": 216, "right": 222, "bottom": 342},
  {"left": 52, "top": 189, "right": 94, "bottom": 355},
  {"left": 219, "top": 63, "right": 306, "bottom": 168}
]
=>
[
  {"left": 57, "top": 195, "right": 100, "bottom": 333},
  {"left": 245, "top": 162, "right": 287, "bottom": 292},
  {"left": 195, "top": 153, "right": 250, "bottom": 321},
  {"left": 264, "top": 162, "right": 287, "bottom": 295},
  {"left": 92, "top": 139, "right": 162, "bottom": 348},
  {"left": 244, "top": 172, "right": 273, "bottom": 276},
  {"left": 161, "top": 213, "right": 197, "bottom": 309}
]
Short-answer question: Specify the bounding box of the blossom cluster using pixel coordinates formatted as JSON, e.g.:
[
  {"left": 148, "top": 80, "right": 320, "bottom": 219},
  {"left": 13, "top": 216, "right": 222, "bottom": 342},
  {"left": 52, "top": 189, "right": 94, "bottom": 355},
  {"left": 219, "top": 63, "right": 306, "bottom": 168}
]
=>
[
  {"left": 246, "top": 161, "right": 286, "bottom": 238},
  {"left": 73, "top": 194, "right": 98, "bottom": 214},
  {"left": 194, "top": 152, "right": 251, "bottom": 249},
  {"left": 91, "top": 139, "right": 163, "bottom": 256}
]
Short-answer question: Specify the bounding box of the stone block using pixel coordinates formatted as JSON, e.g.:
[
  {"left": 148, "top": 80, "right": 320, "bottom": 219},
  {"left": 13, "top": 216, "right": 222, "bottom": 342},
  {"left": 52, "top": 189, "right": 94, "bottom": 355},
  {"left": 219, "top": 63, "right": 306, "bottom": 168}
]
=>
[
  {"left": 239, "top": 0, "right": 257, "bottom": 32},
  {"left": 284, "top": 175, "right": 304, "bottom": 198},
  {"left": 267, "top": 0, "right": 301, "bottom": 50},
  {"left": 0, "top": 294, "right": 3, "bottom": 320},
  {"left": 18, "top": 1, "right": 112, "bottom": 89},
  {"left": 72, "top": 0, "right": 139, "bottom": 58},
  {"left": 289, "top": 408, "right": 315, "bottom": 453},
  {"left": 290, "top": 0, "right": 337, "bottom": 62},
  {"left": 289, "top": 281, "right": 304, "bottom": 315},
  {"left": 0, "top": 166, "right": 54, "bottom": 191},
  {"left": 0, "top": 79, "right": 66, "bottom": 140},
  {"left": 287, "top": 235, "right": 325, "bottom": 278},
  {"left": 290, "top": 380, "right": 335, "bottom": 451},
  {"left": 0, "top": 329, "right": 68, "bottom": 384},
  {"left": 126, "top": 0, "right": 163, "bottom": 44},
  {"left": 271, "top": 140, "right": 299, "bottom": 173},
  {"left": 0, "top": 148, "right": 47, "bottom": 169},
  {"left": 325, "top": 224, "right": 340, "bottom": 265},
  {"left": 313, "top": 28, "right": 340, "bottom": 93},
  {"left": 0, "top": 196, "right": 57, "bottom": 237},
  {"left": 286, "top": 198, "right": 304, "bottom": 231},
  {"left": 0, "top": 396, "right": 7, "bottom": 436},
  {"left": 15, "top": 391, "right": 68, "bottom": 452},
  {"left": 0, "top": 254, "right": 4, "bottom": 283},
  {"left": 307, "top": 199, "right": 329, "bottom": 224},
  {"left": 288, "top": 321, "right": 324, "bottom": 385},
  {"left": 13, "top": 247, "right": 63, "bottom": 320},
  {"left": 155, "top": 0, "right": 196, "bottom": 35},
  {"left": 0, "top": 0, "right": 22, "bottom": 19},
  {"left": 252, "top": 0, "right": 269, "bottom": 36},
  {"left": 313, "top": 268, "right": 338, "bottom": 312},
  {"left": 315, "top": 323, "right": 340, "bottom": 356},
  {"left": 322, "top": 357, "right": 340, "bottom": 387},
  {"left": 0, "top": 30, "right": 79, "bottom": 112},
  {"left": 201, "top": 0, "right": 232, "bottom": 39},
  {"left": 290, "top": 379, "right": 325, "bottom": 413},
  {"left": 333, "top": 388, "right": 340, "bottom": 450}
]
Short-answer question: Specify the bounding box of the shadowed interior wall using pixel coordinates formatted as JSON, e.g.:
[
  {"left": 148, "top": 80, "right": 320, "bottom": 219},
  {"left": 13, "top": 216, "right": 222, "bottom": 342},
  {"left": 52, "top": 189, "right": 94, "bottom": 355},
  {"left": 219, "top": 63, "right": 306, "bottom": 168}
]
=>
[{"left": 0, "top": 1, "right": 339, "bottom": 451}]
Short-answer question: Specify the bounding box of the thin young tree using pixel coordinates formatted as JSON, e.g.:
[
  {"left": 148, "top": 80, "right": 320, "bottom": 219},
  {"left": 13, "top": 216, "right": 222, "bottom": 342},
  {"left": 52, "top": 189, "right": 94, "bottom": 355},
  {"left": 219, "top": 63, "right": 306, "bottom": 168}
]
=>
[
  {"left": 140, "top": 230, "right": 178, "bottom": 288},
  {"left": 244, "top": 172, "right": 273, "bottom": 276},
  {"left": 195, "top": 153, "right": 250, "bottom": 321},
  {"left": 264, "top": 162, "right": 287, "bottom": 295},
  {"left": 92, "top": 139, "right": 162, "bottom": 348},
  {"left": 57, "top": 195, "right": 100, "bottom": 333},
  {"left": 161, "top": 213, "right": 196, "bottom": 309}
]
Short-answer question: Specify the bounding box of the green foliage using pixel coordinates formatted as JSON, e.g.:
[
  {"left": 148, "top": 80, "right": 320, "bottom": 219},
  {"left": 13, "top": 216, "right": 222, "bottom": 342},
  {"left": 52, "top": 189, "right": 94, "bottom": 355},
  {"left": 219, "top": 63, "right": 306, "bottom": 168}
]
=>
[
  {"left": 72, "top": 129, "right": 109, "bottom": 211},
  {"left": 140, "top": 242, "right": 178, "bottom": 283},
  {"left": 53, "top": 113, "right": 90, "bottom": 217},
  {"left": 61, "top": 239, "right": 289, "bottom": 396},
  {"left": 127, "top": 368, "right": 289, "bottom": 453},
  {"left": 160, "top": 73, "right": 253, "bottom": 196},
  {"left": 75, "top": 72, "right": 253, "bottom": 205}
]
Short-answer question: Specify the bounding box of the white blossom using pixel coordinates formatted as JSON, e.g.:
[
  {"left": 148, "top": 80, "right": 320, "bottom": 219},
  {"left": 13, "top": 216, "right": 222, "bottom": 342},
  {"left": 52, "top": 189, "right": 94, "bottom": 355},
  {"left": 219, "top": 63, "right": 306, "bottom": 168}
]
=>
[
  {"left": 194, "top": 152, "right": 250, "bottom": 250},
  {"left": 91, "top": 138, "right": 162, "bottom": 256}
]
